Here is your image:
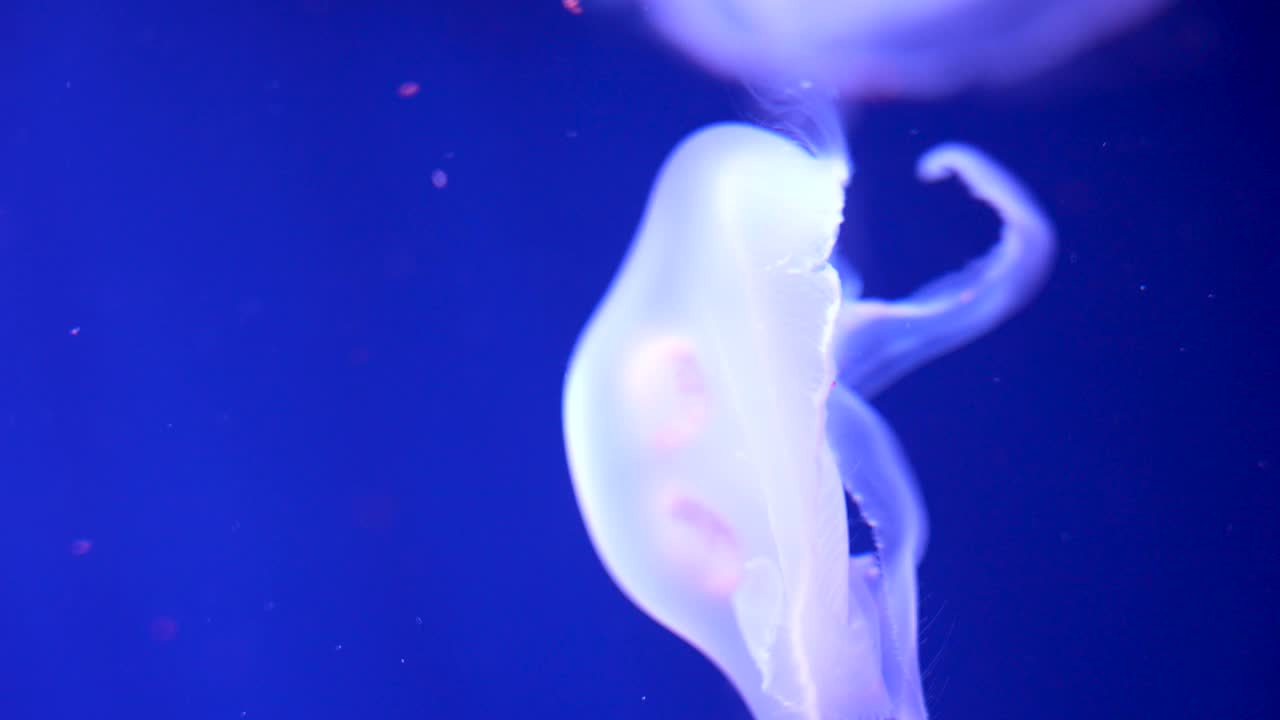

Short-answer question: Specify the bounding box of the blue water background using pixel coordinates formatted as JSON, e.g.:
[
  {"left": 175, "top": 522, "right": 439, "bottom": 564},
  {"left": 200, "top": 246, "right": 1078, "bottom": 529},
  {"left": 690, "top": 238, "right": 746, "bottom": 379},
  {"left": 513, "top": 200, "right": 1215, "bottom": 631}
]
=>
[{"left": 1, "top": 1, "right": 1275, "bottom": 718}]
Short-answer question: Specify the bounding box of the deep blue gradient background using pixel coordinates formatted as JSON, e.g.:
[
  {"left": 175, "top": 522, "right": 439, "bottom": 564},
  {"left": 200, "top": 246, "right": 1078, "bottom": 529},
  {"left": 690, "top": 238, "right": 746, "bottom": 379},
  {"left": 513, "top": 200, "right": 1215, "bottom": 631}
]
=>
[{"left": 1, "top": 1, "right": 1275, "bottom": 718}]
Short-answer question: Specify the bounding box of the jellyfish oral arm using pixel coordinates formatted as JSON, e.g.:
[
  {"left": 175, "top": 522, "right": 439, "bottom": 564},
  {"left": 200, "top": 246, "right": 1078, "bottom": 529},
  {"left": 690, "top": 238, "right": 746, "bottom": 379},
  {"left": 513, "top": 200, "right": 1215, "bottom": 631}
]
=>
[
  {"left": 826, "top": 382, "right": 930, "bottom": 720},
  {"left": 835, "top": 143, "right": 1056, "bottom": 399}
]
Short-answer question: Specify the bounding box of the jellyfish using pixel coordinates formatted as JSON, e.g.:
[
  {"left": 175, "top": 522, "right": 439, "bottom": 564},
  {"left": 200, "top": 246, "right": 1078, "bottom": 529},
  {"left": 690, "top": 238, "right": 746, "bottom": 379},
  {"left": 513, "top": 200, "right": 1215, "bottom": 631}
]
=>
[
  {"left": 640, "top": 0, "right": 1172, "bottom": 100},
  {"left": 563, "top": 121, "right": 1051, "bottom": 718},
  {"left": 562, "top": 1, "right": 1161, "bottom": 717}
]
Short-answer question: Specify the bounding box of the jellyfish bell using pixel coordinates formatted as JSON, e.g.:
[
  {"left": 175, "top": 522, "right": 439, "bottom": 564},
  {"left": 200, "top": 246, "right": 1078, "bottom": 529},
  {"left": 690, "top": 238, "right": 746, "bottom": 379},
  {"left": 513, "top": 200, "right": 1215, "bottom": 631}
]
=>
[{"left": 642, "top": 0, "right": 1172, "bottom": 100}]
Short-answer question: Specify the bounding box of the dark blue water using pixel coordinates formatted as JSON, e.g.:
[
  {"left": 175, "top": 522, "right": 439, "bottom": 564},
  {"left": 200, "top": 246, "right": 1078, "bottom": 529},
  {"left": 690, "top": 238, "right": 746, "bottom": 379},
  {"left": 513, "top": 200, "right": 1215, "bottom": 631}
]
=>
[{"left": 2, "top": 2, "right": 1275, "bottom": 719}]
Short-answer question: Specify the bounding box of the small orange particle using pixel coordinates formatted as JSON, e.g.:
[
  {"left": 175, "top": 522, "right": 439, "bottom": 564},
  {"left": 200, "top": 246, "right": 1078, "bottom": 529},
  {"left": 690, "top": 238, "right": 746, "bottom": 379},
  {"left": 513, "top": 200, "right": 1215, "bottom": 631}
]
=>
[
  {"left": 68, "top": 326, "right": 81, "bottom": 336},
  {"left": 562, "top": 0, "right": 583, "bottom": 15},
  {"left": 397, "top": 81, "right": 420, "bottom": 98}
]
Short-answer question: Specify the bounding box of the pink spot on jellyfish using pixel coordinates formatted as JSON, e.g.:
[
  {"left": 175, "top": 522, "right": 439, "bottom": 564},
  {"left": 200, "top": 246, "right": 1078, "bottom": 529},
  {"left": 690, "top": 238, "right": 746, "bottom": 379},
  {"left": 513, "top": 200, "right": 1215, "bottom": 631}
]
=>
[{"left": 622, "top": 336, "right": 711, "bottom": 452}]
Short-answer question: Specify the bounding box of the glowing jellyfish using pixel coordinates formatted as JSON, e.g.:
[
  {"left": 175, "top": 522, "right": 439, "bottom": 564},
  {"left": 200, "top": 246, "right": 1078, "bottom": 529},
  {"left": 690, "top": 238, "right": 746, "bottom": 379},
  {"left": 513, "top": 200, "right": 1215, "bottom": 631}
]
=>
[
  {"left": 642, "top": 0, "right": 1171, "bottom": 99},
  {"left": 561, "top": 1, "right": 1162, "bottom": 717},
  {"left": 563, "top": 122, "right": 1051, "bottom": 719}
]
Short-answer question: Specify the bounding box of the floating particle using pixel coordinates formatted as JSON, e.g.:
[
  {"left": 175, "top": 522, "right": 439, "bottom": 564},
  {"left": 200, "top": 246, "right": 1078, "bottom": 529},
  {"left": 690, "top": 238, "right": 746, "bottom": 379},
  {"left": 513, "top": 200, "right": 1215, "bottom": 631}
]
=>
[
  {"left": 397, "top": 81, "right": 420, "bottom": 98},
  {"left": 69, "top": 538, "right": 92, "bottom": 556},
  {"left": 562, "top": 0, "right": 583, "bottom": 15},
  {"left": 68, "top": 326, "right": 81, "bottom": 336},
  {"left": 431, "top": 169, "right": 448, "bottom": 189},
  {"left": 149, "top": 616, "right": 179, "bottom": 642}
]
